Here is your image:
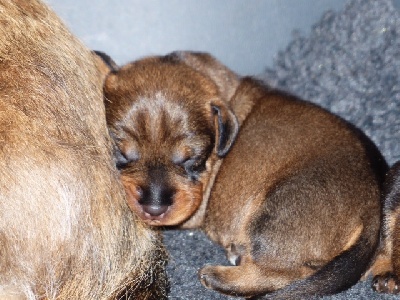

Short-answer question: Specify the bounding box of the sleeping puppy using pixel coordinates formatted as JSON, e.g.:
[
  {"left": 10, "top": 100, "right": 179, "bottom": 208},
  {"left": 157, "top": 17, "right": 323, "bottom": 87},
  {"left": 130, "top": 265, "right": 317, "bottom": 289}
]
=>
[
  {"left": 369, "top": 161, "right": 400, "bottom": 294},
  {"left": 101, "top": 50, "right": 387, "bottom": 298}
]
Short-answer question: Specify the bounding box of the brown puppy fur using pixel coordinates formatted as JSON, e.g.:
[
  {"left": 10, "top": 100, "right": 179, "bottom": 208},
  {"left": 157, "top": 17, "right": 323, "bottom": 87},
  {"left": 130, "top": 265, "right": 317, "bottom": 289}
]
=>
[
  {"left": 103, "top": 51, "right": 387, "bottom": 298},
  {"left": 368, "top": 161, "right": 400, "bottom": 294},
  {"left": 0, "top": 1, "right": 167, "bottom": 299},
  {"left": 103, "top": 52, "right": 239, "bottom": 227}
]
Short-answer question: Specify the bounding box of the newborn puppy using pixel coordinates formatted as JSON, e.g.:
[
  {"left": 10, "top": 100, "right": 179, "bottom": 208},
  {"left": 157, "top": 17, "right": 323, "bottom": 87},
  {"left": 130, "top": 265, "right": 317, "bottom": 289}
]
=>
[
  {"left": 102, "top": 51, "right": 387, "bottom": 298},
  {"left": 369, "top": 161, "right": 400, "bottom": 294},
  {"left": 103, "top": 52, "right": 239, "bottom": 227}
]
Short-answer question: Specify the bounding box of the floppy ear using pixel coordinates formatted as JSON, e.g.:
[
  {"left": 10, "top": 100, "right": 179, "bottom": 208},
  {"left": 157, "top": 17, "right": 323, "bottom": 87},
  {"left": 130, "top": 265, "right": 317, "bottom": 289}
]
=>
[
  {"left": 168, "top": 51, "right": 240, "bottom": 156},
  {"left": 92, "top": 50, "right": 118, "bottom": 79},
  {"left": 211, "top": 101, "right": 239, "bottom": 157},
  {"left": 169, "top": 51, "right": 240, "bottom": 102}
]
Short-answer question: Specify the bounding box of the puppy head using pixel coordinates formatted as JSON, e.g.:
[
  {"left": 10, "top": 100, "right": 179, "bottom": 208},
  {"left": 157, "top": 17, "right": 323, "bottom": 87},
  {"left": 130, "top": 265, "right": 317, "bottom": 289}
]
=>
[{"left": 104, "top": 52, "right": 239, "bottom": 226}]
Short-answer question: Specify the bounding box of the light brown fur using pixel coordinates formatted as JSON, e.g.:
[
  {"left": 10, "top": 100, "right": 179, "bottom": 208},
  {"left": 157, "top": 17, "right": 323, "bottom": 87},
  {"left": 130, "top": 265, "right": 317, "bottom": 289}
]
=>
[
  {"left": 0, "top": 1, "right": 167, "bottom": 299},
  {"left": 199, "top": 78, "right": 386, "bottom": 298},
  {"left": 102, "top": 51, "right": 387, "bottom": 299}
]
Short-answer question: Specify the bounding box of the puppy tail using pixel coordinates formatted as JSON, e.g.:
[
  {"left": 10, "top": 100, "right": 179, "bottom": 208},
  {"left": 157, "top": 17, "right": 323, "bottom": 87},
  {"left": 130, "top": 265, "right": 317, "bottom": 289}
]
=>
[{"left": 259, "top": 230, "right": 376, "bottom": 300}]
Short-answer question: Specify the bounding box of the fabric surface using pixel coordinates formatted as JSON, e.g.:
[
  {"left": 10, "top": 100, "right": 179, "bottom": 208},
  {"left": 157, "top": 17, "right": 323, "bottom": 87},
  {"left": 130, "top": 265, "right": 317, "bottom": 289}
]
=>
[{"left": 164, "top": 0, "right": 400, "bottom": 298}]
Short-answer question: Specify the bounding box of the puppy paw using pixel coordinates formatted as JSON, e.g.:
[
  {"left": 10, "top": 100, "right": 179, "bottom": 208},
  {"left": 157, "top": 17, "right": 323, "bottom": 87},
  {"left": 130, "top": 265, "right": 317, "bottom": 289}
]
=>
[
  {"left": 198, "top": 265, "right": 221, "bottom": 290},
  {"left": 199, "top": 263, "right": 276, "bottom": 297},
  {"left": 372, "top": 273, "right": 400, "bottom": 294},
  {"left": 198, "top": 265, "right": 243, "bottom": 297},
  {"left": 198, "top": 264, "right": 262, "bottom": 297}
]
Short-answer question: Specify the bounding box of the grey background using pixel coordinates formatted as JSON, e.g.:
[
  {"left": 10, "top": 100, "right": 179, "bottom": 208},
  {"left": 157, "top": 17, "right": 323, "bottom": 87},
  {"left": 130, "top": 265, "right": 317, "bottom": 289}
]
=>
[{"left": 46, "top": 0, "right": 348, "bottom": 76}]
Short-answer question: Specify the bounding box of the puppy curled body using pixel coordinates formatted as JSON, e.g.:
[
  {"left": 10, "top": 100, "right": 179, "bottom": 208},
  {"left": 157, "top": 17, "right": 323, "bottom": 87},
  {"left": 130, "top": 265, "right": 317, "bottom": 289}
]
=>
[
  {"left": 101, "top": 50, "right": 387, "bottom": 299},
  {"left": 369, "top": 161, "right": 400, "bottom": 294},
  {"left": 0, "top": 1, "right": 167, "bottom": 299}
]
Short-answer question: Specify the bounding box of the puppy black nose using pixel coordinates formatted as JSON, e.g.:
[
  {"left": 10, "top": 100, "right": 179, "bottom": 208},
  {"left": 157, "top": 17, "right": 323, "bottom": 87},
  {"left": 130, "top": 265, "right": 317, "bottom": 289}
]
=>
[
  {"left": 142, "top": 204, "right": 169, "bottom": 216},
  {"left": 138, "top": 183, "right": 174, "bottom": 217}
]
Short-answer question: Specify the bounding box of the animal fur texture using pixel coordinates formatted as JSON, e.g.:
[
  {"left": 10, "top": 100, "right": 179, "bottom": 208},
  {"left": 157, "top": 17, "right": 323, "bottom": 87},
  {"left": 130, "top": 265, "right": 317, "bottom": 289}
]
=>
[
  {"left": 0, "top": 1, "right": 167, "bottom": 299},
  {"left": 369, "top": 161, "right": 400, "bottom": 294},
  {"left": 102, "top": 50, "right": 387, "bottom": 299}
]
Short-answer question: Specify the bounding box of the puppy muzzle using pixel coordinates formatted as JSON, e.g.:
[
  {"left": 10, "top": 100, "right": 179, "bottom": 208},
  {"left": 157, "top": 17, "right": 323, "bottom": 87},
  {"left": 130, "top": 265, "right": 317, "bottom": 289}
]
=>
[
  {"left": 122, "top": 173, "right": 203, "bottom": 226},
  {"left": 138, "top": 184, "right": 175, "bottom": 218}
]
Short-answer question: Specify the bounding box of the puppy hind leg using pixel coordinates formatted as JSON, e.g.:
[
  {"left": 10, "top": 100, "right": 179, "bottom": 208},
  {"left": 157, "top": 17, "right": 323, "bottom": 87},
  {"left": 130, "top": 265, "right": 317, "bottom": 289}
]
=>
[{"left": 198, "top": 263, "right": 295, "bottom": 298}]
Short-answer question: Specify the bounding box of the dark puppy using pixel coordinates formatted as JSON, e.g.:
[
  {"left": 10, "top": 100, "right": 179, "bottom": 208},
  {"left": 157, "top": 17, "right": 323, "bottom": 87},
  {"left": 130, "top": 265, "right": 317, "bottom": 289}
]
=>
[
  {"left": 103, "top": 51, "right": 387, "bottom": 298},
  {"left": 369, "top": 161, "right": 400, "bottom": 294}
]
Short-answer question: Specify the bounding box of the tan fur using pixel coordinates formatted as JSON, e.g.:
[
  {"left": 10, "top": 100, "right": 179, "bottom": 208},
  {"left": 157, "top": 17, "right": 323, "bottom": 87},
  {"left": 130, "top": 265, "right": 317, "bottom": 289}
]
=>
[
  {"left": 0, "top": 1, "right": 167, "bottom": 299},
  {"left": 104, "top": 54, "right": 239, "bottom": 227},
  {"left": 199, "top": 79, "right": 384, "bottom": 297},
  {"left": 369, "top": 161, "right": 400, "bottom": 294},
  {"left": 102, "top": 50, "right": 386, "bottom": 298}
]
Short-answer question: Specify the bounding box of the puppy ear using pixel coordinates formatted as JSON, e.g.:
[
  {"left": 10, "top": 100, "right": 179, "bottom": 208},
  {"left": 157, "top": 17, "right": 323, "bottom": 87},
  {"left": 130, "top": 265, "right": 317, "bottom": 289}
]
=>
[
  {"left": 169, "top": 51, "right": 240, "bottom": 102},
  {"left": 169, "top": 51, "right": 240, "bottom": 156},
  {"left": 92, "top": 50, "right": 118, "bottom": 79},
  {"left": 211, "top": 101, "right": 239, "bottom": 157}
]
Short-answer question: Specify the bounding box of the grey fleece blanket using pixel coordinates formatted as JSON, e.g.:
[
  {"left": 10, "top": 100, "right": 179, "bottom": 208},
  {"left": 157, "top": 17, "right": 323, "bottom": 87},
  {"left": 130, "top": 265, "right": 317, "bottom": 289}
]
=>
[{"left": 164, "top": 0, "right": 400, "bottom": 299}]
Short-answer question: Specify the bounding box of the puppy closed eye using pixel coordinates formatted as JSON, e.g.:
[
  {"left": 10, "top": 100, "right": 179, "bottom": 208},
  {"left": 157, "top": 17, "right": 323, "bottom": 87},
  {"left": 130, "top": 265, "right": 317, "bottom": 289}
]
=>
[
  {"left": 173, "top": 155, "right": 206, "bottom": 176},
  {"left": 186, "top": 158, "right": 206, "bottom": 172},
  {"left": 115, "top": 148, "right": 140, "bottom": 169}
]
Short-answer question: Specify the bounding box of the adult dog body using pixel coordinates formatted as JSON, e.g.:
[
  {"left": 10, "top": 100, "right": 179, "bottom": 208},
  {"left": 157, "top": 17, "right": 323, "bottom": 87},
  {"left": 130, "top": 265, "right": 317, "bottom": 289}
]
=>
[
  {"left": 104, "top": 51, "right": 386, "bottom": 298},
  {"left": 0, "top": 1, "right": 166, "bottom": 299}
]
